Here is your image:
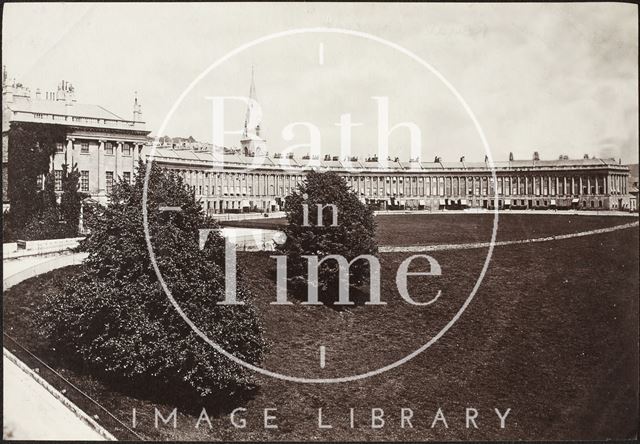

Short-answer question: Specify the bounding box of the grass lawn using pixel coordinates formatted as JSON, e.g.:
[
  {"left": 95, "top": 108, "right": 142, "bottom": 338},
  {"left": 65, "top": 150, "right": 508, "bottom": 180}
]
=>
[{"left": 3, "top": 214, "right": 638, "bottom": 441}]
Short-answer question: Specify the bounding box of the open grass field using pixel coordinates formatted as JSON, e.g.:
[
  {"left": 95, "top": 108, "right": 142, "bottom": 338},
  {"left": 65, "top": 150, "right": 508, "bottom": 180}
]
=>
[{"left": 3, "top": 214, "right": 638, "bottom": 441}]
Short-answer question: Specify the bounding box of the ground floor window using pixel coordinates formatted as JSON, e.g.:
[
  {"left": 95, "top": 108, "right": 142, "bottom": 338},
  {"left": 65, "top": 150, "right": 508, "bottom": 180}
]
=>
[
  {"left": 54, "top": 170, "right": 62, "bottom": 191},
  {"left": 106, "top": 171, "right": 114, "bottom": 193},
  {"left": 81, "top": 170, "right": 89, "bottom": 191}
]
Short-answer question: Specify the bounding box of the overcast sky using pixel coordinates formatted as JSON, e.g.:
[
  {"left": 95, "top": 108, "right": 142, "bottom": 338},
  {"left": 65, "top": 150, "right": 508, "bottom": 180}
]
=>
[{"left": 3, "top": 2, "right": 638, "bottom": 163}]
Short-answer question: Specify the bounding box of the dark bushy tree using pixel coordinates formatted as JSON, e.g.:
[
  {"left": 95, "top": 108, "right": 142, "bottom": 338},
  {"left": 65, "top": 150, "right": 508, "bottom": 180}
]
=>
[
  {"left": 22, "top": 172, "right": 65, "bottom": 240},
  {"left": 39, "top": 161, "right": 266, "bottom": 397},
  {"left": 59, "top": 163, "right": 86, "bottom": 236},
  {"left": 278, "top": 171, "right": 377, "bottom": 302},
  {"left": 15, "top": 164, "right": 85, "bottom": 240},
  {"left": 6, "top": 122, "right": 67, "bottom": 230},
  {"left": 1, "top": 122, "right": 90, "bottom": 241}
]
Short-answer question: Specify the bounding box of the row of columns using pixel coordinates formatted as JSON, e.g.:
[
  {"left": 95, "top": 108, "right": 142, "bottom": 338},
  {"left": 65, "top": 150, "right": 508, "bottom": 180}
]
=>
[
  {"left": 57, "top": 137, "right": 144, "bottom": 194},
  {"left": 174, "top": 170, "right": 306, "bottom": 198},
  {"left": 341, "top": 174, "right": 627, "bottom": 198},
  {"left": 166, "top": 169, "right": 630, "bottom": 201}
]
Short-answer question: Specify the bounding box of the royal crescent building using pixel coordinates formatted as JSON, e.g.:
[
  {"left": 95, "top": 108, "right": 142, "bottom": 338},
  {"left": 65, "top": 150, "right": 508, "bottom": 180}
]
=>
[{"left": 2, "top": 70, "right": 632, "bottom": 214}]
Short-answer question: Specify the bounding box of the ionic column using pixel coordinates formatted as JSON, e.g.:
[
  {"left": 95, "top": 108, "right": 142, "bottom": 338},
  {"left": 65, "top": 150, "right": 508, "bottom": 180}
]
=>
[
  {"left": 66, "top": 137, "right": 75, "bottom": 167},
  {"left": 116, "top": 142, "right": 123, "bottom": 178},
  {"left": 612, "top": 175, "right": 615, "bottom": 194},
  {"left": 131, "top": 145, "right": 138, "bottom": 183},
  {"left": 98, "top": 140, "right": 106, "bottom": 195},
  {"left": 132, "top": 143, "right": 137, "bottom": 169},
  {"left": 579, "top": 177, "right": 583, "bottom": 195}
]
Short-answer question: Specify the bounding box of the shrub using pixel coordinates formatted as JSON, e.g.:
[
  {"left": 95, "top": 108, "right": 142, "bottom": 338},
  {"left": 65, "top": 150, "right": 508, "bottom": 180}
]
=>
[
  {"left": 278, "top": 171, "right": 377, "bottom": 302},
  {"left": 39, "top": 162, "right": 266, "bottom": 397},
  {"left": 6, "top": 122, "right": 66, "bottom": 230},
  {"left": 4, "top": 164, "right": 84, "bottom": 241}
]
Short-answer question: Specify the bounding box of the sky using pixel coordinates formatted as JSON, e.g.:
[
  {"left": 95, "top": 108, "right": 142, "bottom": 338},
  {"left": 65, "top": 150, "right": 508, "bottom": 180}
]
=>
[{"left": 2, "top": 2, "right": 638, "bottom": 163}]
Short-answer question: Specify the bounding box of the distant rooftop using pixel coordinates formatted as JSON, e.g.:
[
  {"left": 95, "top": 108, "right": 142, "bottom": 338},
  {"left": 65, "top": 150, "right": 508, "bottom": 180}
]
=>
[{"left": 147, "top": 145, "right": 628, "bottom": 172}]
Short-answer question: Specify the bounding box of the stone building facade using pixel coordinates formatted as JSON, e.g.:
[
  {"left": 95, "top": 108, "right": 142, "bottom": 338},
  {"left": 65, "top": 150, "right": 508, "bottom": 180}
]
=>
[
  {"left": 2, "top": 69, "right": 150, "bottom": 209},
  {"left": 151, "top": 148, "right": 631, "bottom": 214}
]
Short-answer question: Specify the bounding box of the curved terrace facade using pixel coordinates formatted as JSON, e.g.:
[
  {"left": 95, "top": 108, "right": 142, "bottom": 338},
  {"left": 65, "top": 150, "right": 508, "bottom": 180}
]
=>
[{"left": 150, "top": 147, "right": 631, "bottom": 214}]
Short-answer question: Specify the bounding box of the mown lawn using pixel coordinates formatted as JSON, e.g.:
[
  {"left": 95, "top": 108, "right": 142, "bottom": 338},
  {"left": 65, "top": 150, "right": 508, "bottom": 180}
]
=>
[{"left": 3, "top": 214, "right": 638, "bottom": 441}]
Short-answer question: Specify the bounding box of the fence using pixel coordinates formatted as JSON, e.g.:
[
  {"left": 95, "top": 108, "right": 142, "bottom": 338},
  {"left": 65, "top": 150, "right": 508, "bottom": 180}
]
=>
[
  {"left": 210, "top": 211, "right": 286, "bottom": 222},
  {"left": 3, "top": 237, "right": 85, "bottom": 260}
]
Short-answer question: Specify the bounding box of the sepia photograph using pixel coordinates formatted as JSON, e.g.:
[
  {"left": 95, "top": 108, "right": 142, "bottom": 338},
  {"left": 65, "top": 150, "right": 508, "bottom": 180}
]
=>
[{"left": 2, "top": 2, "right": 638, "bottom": 441}]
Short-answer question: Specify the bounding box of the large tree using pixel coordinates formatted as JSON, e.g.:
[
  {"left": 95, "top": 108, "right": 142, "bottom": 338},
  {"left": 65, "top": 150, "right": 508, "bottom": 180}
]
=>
[
  {"left": 9, "top": 163, "right": 86, "bottom": 240},
  {"left": 59, "top": 162, "right": 86, "bottom": 237},
  {"left": 278, "top": 170, "right": 378, "bottom": 304},
  {"left": 6, "top": 122, "right": 67, "bottom": 230},
  {"left": 40, "top": 161, "right": 266, "bottom": 397}
]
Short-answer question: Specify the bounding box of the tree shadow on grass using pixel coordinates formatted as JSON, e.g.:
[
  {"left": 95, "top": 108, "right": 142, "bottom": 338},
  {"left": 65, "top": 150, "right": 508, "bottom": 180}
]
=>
[
  {"left": 100, "top": 373, "right": 259, "bottom": 417},
  {"left": 267, "top": 268, "right": 373, "bottom": 311},
  {"left": 32, "top": 332, "right": 258, "bottom": 417}
]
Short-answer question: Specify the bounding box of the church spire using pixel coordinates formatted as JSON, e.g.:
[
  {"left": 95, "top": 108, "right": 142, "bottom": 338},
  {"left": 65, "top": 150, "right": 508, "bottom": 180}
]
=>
[
  {"left": 243, "top": 65, "right": 258, "bottom": 137},
  {"left": 240, "top": 66, "right": 266, "bottom": 156}
]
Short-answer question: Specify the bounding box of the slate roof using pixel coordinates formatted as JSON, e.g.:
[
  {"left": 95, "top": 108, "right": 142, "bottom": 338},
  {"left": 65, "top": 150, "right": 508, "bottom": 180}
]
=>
[
  {"left": 148, "top": 146, "right": 626, "bottom": 172},
  {"left": 7, "top": 100, "right": 127, "bottom": 121}
]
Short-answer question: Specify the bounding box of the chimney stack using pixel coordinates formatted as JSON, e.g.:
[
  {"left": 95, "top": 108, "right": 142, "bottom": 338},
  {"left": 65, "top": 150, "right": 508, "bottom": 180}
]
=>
[{"left": 533, "top": 151, "right": 540, "bottom": 161}]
